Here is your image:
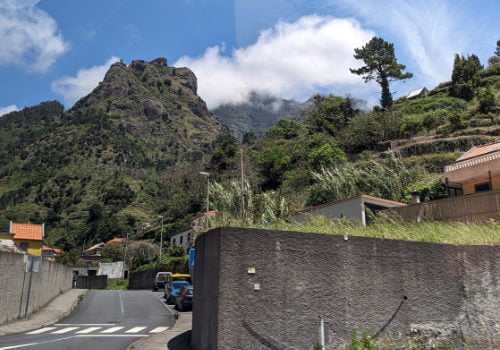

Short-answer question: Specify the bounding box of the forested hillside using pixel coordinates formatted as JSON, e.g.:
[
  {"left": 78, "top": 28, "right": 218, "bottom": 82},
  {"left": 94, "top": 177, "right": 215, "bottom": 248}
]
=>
[
  {"left": 0, "top": 58, "right": 227, "bottom": 251},
  {"left": 0, "top": 46, "right": 499, "bottom": 254}
]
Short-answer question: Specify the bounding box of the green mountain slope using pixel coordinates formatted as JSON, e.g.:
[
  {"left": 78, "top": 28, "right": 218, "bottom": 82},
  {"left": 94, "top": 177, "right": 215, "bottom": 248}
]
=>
[{"left": 0, "top": 58, "right": 227, "bottom": 249}]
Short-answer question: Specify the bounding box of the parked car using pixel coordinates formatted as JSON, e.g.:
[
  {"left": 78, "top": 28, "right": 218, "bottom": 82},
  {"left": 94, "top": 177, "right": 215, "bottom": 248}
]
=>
[
  {"left": 175, "top": 285, "right": 193, "bottom": 311},
  {"left": 170, "top": 273, "right": 191, "bottom": 284},
  {"left": 165, "top": 280, "right": 191, "bottom": 304},
  {"left": 153, "top": 271, "right": 172, "bottom": 291}
]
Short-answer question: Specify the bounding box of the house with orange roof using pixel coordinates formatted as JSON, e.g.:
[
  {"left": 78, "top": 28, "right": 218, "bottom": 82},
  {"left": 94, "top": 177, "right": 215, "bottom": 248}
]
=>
[
  {"left": 42, "top": 245, "right": 61, "bottom": 260},
  {"left": 443, "top": 141, "right": 500, "bottom": 195},
  {"left": 106, "top": 237, "right": 127, "bottom": 246},
  {"left": 0, "top": 222, "right": 44, "bottom": 256}
]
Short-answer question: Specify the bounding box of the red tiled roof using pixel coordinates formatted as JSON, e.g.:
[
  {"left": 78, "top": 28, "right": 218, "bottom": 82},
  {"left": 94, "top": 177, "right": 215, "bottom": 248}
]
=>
[
  {"left": 11, "top": 223, "right": 43, "bottom": 241},
  {"left": 43, "top": 245, "right": 61, "bottom": 254},
  {"left": 457, "top": 141, "right": 500, "bottom": 161},
  {"left": 106, "top": 237, "right": 126, "bottom": 244}
]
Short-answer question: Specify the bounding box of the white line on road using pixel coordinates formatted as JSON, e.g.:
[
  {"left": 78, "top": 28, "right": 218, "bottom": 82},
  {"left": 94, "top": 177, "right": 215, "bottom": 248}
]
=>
[
  {"left": 150, "top": 327, "right": 169, "bottom": 333},
  {"left": 125, "top": 326, "right": 147, "bottom": 333},
  {"left": 119, "top": 291, "right": 125, "bottom": 317},
  {"left": 74, "top": 334, "right": 147, "bottom": 338},
  {"left": 25, "top": 327, "right": 56, "bottom": 334},
  {"left": 76, "top": 327, "right": 102, "bottom": 334},
  {"left": 100, "top": 326, "right": 124, "bottom": 333},
  {"left": 54, "top": 323, "right": 115, "bottom": 326},
  {"left": 0, "top": 343, "right": 38, "bottom": 350},
  {"left": 51, "top": 327, "right": 79, "bottom": 334}
]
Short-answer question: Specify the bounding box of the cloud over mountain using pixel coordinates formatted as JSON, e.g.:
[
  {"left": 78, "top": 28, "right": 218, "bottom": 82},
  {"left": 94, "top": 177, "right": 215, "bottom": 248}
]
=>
[
  {"left": 51, "top": 56, "right": 120, "bottom": 107},
  {"left": 175, "top": 15, "right": 374, "bottom": 109}
]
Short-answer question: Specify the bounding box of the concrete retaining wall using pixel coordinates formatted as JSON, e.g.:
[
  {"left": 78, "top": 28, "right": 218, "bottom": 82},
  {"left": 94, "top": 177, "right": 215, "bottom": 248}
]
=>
[
  {"left": 192, "top": 227, "right": 500, "bottom": 350},
  {"left": 0, "top": 252, "right": 73, "bottom": 325},
  {"left": 386, "top": 189, "right": 500, "bottom": 223},
  {"left": 75, "top": 275, "right": 107, "bottom": 289}
]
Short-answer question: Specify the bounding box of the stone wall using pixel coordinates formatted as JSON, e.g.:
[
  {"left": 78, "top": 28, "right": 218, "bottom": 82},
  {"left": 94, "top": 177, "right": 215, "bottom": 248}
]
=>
[
  {"left": 192, "top": 227, "right": 500, "bottom": 350},
  {"left": 0, "top": 252, "right": 73, "bottom": 325}
]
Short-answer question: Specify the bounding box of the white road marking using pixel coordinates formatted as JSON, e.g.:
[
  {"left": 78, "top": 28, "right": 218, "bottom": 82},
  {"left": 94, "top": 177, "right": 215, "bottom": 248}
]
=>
[
  {"left": 75, "top": 334, "right": 147, "bottom": 338},
  {"left": 54, "top": 323, "right": 114, "bottom": 326},
  {"left": 100, "top": 326, "right": 124, "bottom": 333},
  {"left": 51, "top": 327, "right": 79, "bottom": 334},
  {"left": 119, "top": 291, "right": 125, "bottom": 317},
  {"left": 25, "top": 327, "right": 56, "bottom": 334},
  {"left": 125, "top": 326, "right": 147, "bottom": 333},
  {"left": 0, "top": 343, "right": 38, "bottom": 350},
  {"left": 76, "top": 327, "right": 102, "bottom": 334},
  {"left": 150, "top": 327, "right": 169, "bottom": 333}
]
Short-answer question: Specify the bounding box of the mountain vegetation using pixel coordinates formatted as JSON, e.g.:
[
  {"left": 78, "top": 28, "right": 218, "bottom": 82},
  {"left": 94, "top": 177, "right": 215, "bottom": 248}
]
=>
[
  {"left": 0, "top": 39, "right": 499, "bottom": 256},
  {"left": 0, "top": 58, "right": 227, "bottom": 251},
  {"left": 211, "top": 92, "right": 310, "bottom": 141}
]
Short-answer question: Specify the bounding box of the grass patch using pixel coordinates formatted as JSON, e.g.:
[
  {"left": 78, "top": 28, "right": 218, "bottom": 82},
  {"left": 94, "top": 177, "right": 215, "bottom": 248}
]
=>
[
  {"left": 105, "top": 279, "right": 129, "bottom": 290},
  {"left": 211, "top": 216, "right": 500, "bottom": 246}
]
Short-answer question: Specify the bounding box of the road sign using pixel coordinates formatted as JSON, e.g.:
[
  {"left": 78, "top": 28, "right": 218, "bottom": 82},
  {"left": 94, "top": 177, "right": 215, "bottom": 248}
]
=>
[{"left": 189, "top": 248, "right": 195, "bottom": 269}]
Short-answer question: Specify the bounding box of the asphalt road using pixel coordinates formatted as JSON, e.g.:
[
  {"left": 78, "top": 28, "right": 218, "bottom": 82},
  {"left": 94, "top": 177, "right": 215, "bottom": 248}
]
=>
[{"left": 0, "top": 290, "right": 174, "bottom": 350}]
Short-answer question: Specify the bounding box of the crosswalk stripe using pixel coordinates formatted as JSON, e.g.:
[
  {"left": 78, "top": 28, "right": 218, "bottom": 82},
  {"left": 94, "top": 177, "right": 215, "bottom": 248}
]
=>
[
  {"left": 26, "top": 327, "right": 56, "bottom": 334},
  {"left": 100, "top": 326, "right": 124, "bottom": 333},
  {"left": 52, "top": 327, "right": 79, "bottom": 334},
  {"left": 76, "top": 327, "right": 102, "bottom": 334},
  {"left": 125, "top": 327, "right": 147, "bottom": 333},
  {"left": 150, "top": 327, "right": 168, "bottom": 333}
]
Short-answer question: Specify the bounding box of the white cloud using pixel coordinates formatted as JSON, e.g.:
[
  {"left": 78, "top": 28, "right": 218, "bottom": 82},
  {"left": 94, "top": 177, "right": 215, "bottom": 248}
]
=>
[
  {"left": 0, "top": 0, "right": 68, "bottom": 72},
  {"left": 331, "top": 0, "right": 468, "bottom": 87},
  {"left": 51, "top": 57, "right": 120, "bottom": 107},
  {"left": 0, "top": 104, "right": 18, "bottom": 116},
  {"left": 175, "top": 15, "right": 375, "bottom": 108}
]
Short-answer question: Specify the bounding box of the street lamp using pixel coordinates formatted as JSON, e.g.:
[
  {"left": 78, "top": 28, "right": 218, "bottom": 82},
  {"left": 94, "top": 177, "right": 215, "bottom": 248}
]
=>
[
  {"left": 158, "top": 215, "right": 164, "bottom": 261},
  {"left": 199, "top": 172, "right": 210, "bottom": 230}
]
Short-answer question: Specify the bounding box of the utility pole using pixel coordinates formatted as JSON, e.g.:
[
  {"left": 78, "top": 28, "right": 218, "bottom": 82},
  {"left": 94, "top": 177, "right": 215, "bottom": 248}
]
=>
[
  {"left": 158, "top": 216, "right": 164, "bottom": 261},
  {"left": 240, "top": 148, "right": 245, "bottom": 221},
  {"left": 199, "top": 172, "right": 210, "bottom": 230}
]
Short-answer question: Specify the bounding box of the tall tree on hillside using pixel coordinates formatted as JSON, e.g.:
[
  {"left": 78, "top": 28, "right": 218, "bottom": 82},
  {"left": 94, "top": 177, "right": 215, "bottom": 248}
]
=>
[
  {"left": 450, "top": 54, "right": 483, "bottom": 100},
  {"left": 350, "top": 37, "right": 412, "bottom": 108},
  {"left": 495, "top": 40, "right": 500, "bottom": 57}
]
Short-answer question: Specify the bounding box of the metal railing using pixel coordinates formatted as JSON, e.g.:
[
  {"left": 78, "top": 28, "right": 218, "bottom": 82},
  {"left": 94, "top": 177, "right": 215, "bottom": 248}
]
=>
[{"left": 444, "top": 151, "right": 500, "bottom": 172}]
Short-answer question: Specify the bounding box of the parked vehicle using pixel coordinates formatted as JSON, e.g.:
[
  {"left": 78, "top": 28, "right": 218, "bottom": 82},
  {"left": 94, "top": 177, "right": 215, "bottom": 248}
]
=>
[
  {"left": 153, "top": 272, "right": 172, "bottom": 291},
  {"left": 175, "top": 285, "right": 193, "bottom": 311},
  {"left": 165, "top": 280, "right": 191, "bottom": 304},
  {"left": 171, "top": 273, "right": 191, "bottom": 284}
]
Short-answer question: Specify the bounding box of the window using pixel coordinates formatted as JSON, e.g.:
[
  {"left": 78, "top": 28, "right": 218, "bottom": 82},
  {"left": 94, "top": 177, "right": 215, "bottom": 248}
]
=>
[
  {"left": 20, "top": 242, "right": 29, "bottom": 252},
  {"left": 474, "top": 182, "right": 490, "bottom": 193},
  {"left": 172, "top": 238, "right": 176, "bottom": 245},
  {"left": 180, "top": 235, "right": 184, "bottom": 244}
]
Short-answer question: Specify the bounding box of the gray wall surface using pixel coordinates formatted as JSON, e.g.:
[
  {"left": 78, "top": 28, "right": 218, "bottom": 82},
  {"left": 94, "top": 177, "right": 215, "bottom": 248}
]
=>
[
  {"left": 192, "top": 227, "right": 500, "bottom": 350},
  {"left": 98, "top": 261, "right": 124, "bottom": 279},
  {"left": 386, "top": 189, "right": 500, "bottom": 223},
  {"left": 293, "top": 197, "right": 364, "bottom": 224},
  {"left": 0, "top": 252, "right": 73, "bottom": 325}
]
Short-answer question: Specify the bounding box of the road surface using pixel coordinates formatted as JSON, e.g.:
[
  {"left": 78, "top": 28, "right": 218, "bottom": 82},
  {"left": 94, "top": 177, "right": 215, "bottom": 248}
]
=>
[{"left": 0, "top": 290, "right": 174, "bottom": 350}]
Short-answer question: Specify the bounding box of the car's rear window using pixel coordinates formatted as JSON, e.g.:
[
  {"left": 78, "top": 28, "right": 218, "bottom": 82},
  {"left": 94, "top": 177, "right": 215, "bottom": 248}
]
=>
[{"left": 172, "top": 281, "right": 189, "bottom": 289}]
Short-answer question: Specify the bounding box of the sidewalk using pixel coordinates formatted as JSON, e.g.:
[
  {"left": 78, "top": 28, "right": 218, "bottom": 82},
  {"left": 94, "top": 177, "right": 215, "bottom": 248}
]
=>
[
  {"left": 127, "top": 312, "right": 192, "bottom": 350},
  {"left": 0, "top": 288, "right": 193, "bottom": 350},
  {"left": 0, "top": 288, "right": 87, "bottom": 336}
]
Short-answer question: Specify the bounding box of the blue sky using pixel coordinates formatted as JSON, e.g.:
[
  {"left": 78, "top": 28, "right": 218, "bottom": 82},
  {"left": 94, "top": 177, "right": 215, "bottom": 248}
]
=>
[{"left": 0, "top": 0, "right": 498, "bottom": 115}]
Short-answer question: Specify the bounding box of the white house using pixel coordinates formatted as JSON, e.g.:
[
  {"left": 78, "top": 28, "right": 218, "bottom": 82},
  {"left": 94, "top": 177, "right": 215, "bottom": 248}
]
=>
[{"left": 292, "top": 194, "right": 406, "bottom": 226}]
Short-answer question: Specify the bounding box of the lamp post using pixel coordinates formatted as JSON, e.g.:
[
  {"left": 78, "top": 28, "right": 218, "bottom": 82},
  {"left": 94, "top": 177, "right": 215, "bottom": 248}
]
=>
[
  {"left": 158, "top": 215, "right": 164, "bottom": 261},
  {"left": 199, "top": 172, "right": 210, "bottom": 230}
]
